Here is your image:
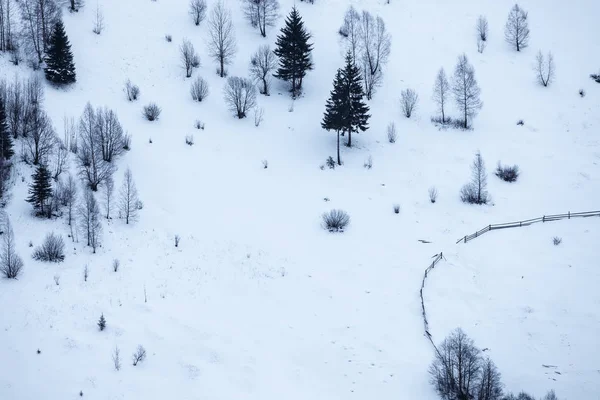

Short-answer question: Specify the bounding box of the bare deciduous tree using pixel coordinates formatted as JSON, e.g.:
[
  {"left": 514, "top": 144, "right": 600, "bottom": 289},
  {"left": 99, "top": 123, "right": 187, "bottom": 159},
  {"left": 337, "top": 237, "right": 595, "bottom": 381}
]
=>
[
  {"left": 504, "top": 4, "right": 529, "bottom": 52},
  {"left": 124, "top": 80, "right": 140, "bottom": 101},
  {"left": 68, "top": 0, "right": 84, "bottom": 13},
  {"left": 460, "top": 151, "right": 489, "bottom": 205},
  {"left": 207, "top": 0, "right": 236, "bottom": 78},
  {"left": 132, "top": 345, "right": 146, "bottom": 366},
  {"left": 51, "top": 138, "right": 67, "bottom": 180},
  {"left": 112, "top": 346, "right": 121, "bottom": 371},
  {"left": 432, "top": 67, "right": 450, "bottom": 124},
  {"left": 189, "top": 0, "right": 206, "bottom": 26},
  {"left": 190, "top": 76, "right": 209, "bottom": 101},
  {"left": 477, "top": 357, "right": 504, "bottom": 400},
  {"left": 24, "top": 108, "right": 57, "bottom": 165},
  {"left": 452, "top": 54, "right": 482, "bottom": 129},
  {"left": 340, "top": 6, "right": 361, "bottom": 64},
  {"left": 358, "top": 11, "right": 391, "bottom": 99},
  {"left": 180, "top": 39, "right": 200, "bottom": 78},
  {"left": 102, "top": 176, "right": 113, "bottom": 219},
  {"left": 96, "top": 107, "right": 125, "bottom": 162},
  {"left": 77, "top": 103, "right": 116, "bottom": 191},
  {"left": 92, "top": 2, "right": 104, "bottom": 34},
  {"left": 78, "top": 187, "right": 101, "bottom": 253},
  {"left": 6, "top": 76, "right": 23, "bottom": 138},
  {"left": 118, "top": 167, "right": 138, "bottom": 224},
  {"left": 18, "top": 0, "right": 61, "bottom": 65},
  {"left": 400, "top": 88, "right": 418, "bottom": 118},
  {"left": 0, "top": 0, "right": 16, "bottom": 52},
  {"left": 62, "top": 173, "right": 77, "bottom": 239},
  {"left": 223, "top": 76, "right": 257, "bottom": 119},
  {"left": 476, "top": 15, "right": 488, "bottom": 42},
  {"left": 244, "top": 0, "right": 279, "bottom": 37},
  {"left": 249, "top": 44, "right": 276, "bottom": 95},
  {"left": 0, "top": 218, "right": 23, "bottom": 278},
  {"left": 535, "top": 50, "right": 555, "bottom": 87}
]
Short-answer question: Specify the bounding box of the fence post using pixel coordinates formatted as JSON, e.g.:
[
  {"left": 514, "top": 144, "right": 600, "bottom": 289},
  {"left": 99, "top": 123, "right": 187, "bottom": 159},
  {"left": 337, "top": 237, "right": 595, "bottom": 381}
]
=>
[
  {"left": 568, "top": 211, "right": 570, "bottom": 219},
  {"left": 519, "top": 221, "right": 522, "bottom": 227},
  {"left": 464, "top": 236, "right": 467, "bottom": 243},
  {"left": 543, "top": 215, "right": 545, "bottom": 222}
]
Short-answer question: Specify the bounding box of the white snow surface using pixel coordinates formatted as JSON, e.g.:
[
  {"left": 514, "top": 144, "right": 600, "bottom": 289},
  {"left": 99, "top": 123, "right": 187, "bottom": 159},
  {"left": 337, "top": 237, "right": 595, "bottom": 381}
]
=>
[{"left": 1, "top": 0, "right": 599, "bottom": 399}]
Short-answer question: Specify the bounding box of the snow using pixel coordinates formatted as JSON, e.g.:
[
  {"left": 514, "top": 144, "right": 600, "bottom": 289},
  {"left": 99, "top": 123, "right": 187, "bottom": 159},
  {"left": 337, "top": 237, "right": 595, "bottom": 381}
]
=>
[{"left": 1, "top": 0, "right": 599, "bottom": 399}]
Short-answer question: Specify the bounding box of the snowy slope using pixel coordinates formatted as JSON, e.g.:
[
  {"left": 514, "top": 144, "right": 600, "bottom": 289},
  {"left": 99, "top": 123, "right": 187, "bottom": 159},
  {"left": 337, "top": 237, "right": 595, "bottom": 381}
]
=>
[{"left": 0, "top": 0, "right": 599, "bottom": 399}]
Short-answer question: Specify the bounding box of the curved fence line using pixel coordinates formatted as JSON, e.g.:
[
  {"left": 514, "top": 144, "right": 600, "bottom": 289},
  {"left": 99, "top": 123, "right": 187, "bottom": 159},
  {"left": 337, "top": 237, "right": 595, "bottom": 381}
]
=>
[
  {"left": 456, "top": 210, "right": 600, "bottom": 244},
  {"left": 420, "top": 252, "right": 444, "bottom": 357}
]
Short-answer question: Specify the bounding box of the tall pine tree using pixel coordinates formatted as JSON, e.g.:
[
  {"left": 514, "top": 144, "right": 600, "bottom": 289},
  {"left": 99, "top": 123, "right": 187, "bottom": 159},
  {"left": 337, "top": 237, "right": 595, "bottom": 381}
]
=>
[
  {"left": 27, "top": 164, "right": 53, "bottom": 216},
  {"left": 322, "top": 51, "right": 370, "bottom": 163},
  {"left": 44, "top": 20, "right": 76, "bottom": 85},
  {"left": 321, "top": 70, "right": 345, "bottom": 165},
  {"left": 273, "top": 7, "right": 313, "bottom": 98},
  {"left": 0, "top": 96, "right": 14, "bottom": 160}
]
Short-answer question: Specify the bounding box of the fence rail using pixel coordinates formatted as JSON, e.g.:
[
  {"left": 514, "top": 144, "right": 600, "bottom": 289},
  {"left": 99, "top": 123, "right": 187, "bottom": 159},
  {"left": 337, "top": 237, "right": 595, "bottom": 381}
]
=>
[
  {"left": 456, "top": 210, "right": 600, "bottom": 244},
  {"left": 420, "top": 252, "right": 444, "bottom": 356}
]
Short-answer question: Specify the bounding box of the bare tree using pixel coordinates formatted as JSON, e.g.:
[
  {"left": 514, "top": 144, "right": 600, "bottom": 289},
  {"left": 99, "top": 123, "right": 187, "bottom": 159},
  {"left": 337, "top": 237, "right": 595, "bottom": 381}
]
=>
[
  {"left": 190, "top": 76, "right": 209, "bottom": 101},
  {"left": 223, "top": 76, "right": 257, "bottom": 119},
  {"left": 0, "top": 0, "right": 16, "bottom": 52},
  {"left": 0, "top": 218, "right": 23, "bottom": 278},
  {"left": 24, "top": 108, "right": 57, "bottom": 165},
  {"left": 207, "top": 0, "right": 236, "bottom": 78},
  {"left": 476, "top": 15, "right": 488, "bottom": 42},
  {"left": 77, "top": 103, "right": 116, "bottom": 191},
  {"left": 180, "top": 39, "right": 200, "bottom": 78},
  {"left": 535, "top": 50, "right": 555, "bottom": 87},
  {"left": 6, "top": 76, "right": 23, "bottom": 138},
  {"left": 477, "top": 357, "right": 504, "bottom": 400},
  {"left": 429, "top": 328, "right": 482, "bottom": 400},
  {"left": 189, "top": 0, "right": 206, "bottom": 26},
  {"left": 359, "top": 11, "right": 391, "bottom": 99},
  {"left": 124, "top": 80, "right": 140, "bottom": 101},
  {"left": 340, "top": 6, "right": 361, "bottom": 64},
  {"left": 102, "top": 176, "right": 113, "bottom": 219},
  {"left": 131, "top": 345, "right": 146, "bottom": 366},
  {"left": 460, "top": 151, "right": 489, "bottom": 205},
  {"left": 244, "top": 0, "right": 279, "bottom": 37},
  {"left": 432, "top": 67, "right": 450, "bottom": 123},
  {"left": 96, "top": 107, "right": 125, "bottom": 162},
  {"left": 92, "top": 1, "right": 103, "bottom": 34},
  {"left": 118, "top": 167, "right": 138, "bottom": 224},
  {"left": 400, "top": 88, "right": 418, "bottom": 118},
  {"left": 68, "top": 0, "right": 84, "bottom": 13},
  {"left": 62, "top": 173, "right": 77, "bottom": 239},
  {"left": 504, "top": 4, "right": 529, "bottom": 52},
  {"left": 112, "top": 346, "right": 121, "bottom": 371},
  {"left": 18, "top": 0, "right": 61, "bottom": 65},
  {"left": 249, "top": 44, "right": 276, "bottom": 95},
  {"left": 63, "top": 115, "right": 77, "bottom": 153},
  {"left": 78, "top": 187, "right": 101, "bottom": 253},
  {"left": 452, "top": 54, "right": 482, "bottom": 129},
  {"left": 51, "top": 138, "right": 67, "bottom": 180}
]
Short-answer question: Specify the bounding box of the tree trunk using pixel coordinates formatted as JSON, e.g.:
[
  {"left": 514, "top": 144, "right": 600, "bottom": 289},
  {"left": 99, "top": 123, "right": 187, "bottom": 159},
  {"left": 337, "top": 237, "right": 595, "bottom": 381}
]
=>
[
  {"left": 336, "top": 130, "right": 341, "bottom": 165},
  {"left": 220, "top": 56, "right": 224, "bottom": 77}
]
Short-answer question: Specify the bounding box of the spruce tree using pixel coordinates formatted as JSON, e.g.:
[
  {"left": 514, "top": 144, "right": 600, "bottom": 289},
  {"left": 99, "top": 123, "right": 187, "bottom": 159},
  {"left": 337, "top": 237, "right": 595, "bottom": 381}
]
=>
[
  {"left": 340, "top": 51, "right": 370, "bottom": 147},
  {"left": 273, "top": 7, "right": 313, "bottom": 97},
  {"left": 44, "top": 20, "right": 76, "bottom": 85},
  {"left": 321, "top": 70, "right": 345, "bottom": 165},
  {"left": 0, "top": 97, "right": 14, "bottom": 160},
  {"left": 27, "top": 164, "right": 53, "bottom": 216}
]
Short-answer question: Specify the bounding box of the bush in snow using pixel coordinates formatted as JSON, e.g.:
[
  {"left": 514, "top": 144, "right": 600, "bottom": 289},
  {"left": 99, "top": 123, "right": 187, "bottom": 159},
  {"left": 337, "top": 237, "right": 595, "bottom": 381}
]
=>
[
  {"left": 322, "top": 209, "right": 350, "bottom": 232},
  {"left": 190, "top": 77, "right": 209, "bottom": 101},
  {"left": 33, "top": 232, "right": 65, "bottom": 262},
  {"left": 400, "top": 88, "right": 418, "bottom": 118},
  {"left": 165, "top": 34, "right": 172, "bottom": 42},
  {"left": 124, "top": 80, "right": 140, "bottom": 101},
  {"left": 387, "top": 122, "right": 397, "bottom": 143},
  {"left": 591, "top": 72, "right": 600, "bottom": 83},
  {"left": 0, "top": 221, "right": 23, "bottom": 279},
  {"left": 113, "top": 259, "right": 120, "bottom": 272},
  {"left": 223, "top": 76, "right": 256, "bottom": 119},
  {"left": 194, "top": 120, "right": 205, "bottom": 130},
  {"left": 393, "top": 204, "right": 400, "bottom": 214},
  {"left": 363, "top": 155, "right": 373, "bottom": 169},
  {"left": 185, "top": 135, "right": 194, "bottom": 146},
  {"left": 579, "top": 89, "right": 585, "bottom": 97},
  {"left": 476, "top": 15, "right": 488, "bottom": 42},
  {"left": 516, "top": 119, "right": 524, "bottom": 126},
  {"left": 495, "top": 162, "right": 520, "bottom": 182},
  {"left": 326, "top": 156, "right": 336, "bottom": 169},
  {"left": 132, "top": 345, "right": 147, "bottom": 366},
  {"left": 189, "top": 0, "right": 207, "bottom": 26},
  {"left": 181, "top": 39, "right": 200, "bottom": 78},
  {"left": 535, "top": 50, "right": 555, "bottom": 87},
  {"left": 143, "top": 103, "right": 161, "bottom": 121},
  {"left": 98, "top": 313, "right": 106, "bottom": 331},
  {"left": 174, "top": 235, "right": 181, "bottom": 247},
  {"left": 428, "top": 186, "right": 438, "bottom": 203},
  {"left": 553, "top": 236, "right": 562, "bottom": 246}
]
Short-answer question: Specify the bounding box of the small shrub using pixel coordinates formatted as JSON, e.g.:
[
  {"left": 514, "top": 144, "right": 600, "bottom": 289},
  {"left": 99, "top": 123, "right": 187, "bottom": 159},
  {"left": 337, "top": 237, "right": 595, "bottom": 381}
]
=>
[
  {"left": 363, "top": 155, "right": 373, "bottom": 169},
  {"left": 122, "top": 133, "right": 131, "bottom": 150},
  {"left": 165, "top": 34, "right": 172, "bottom": 42},
  {"left": 495, "top": 162, "right": 520, "bottom": 182},
  {"left": 553, "top": 236, "right": 562, "bottom": 246},
  {"left": 387, "top": 122, "right": 397, "bottom": 143},
  {"left": 194, "top": 120, "right": 205, "bottom": 130},
  {"left": 54, "top": 274, "right": 60, "bottom": 285},
  {"left": 113, "top": 346, "right": 121, "bottom": 371},
  {"left": 393, "top": 204, "right": 400, "bottom": 214},
  {"left": 400, "top": 88, "right": 419, "bottom": 118},
  {"left": 83, "top": 265, "right": 89, "bottom": 282},
  {"left": 428, "top": 186, "right": 438, "bottom": 203},
  {"left": 98, "top": 313, "right": 106, "bottom": 331},
  {"left": 590, "top": 72, "right": 600, "bottom": 83},
  {"left": 143, "top": 103, "right": 161, "bottom": 121},
  {"left": 579, "top": 89, "right": 585, "bottom": 97},
  {"left": 261, "top": 160, "right": 268, "bottom": 169},
  {"left": 185, "top": 135, "right": 194, "bottom": 146},
  {"left": 254, "top": 107, "right": 264, "bottom": 127},
  {"left": 460, "top": 184, "right": 489, "bottom": 205},
  {"left": 124, "top": 80, "right": 140, "bottom": 101},
  {"left": 175, "top": 234, "right": 181, "bottom": 247},
  {"left": 190, "top": 77, "right": 209, "bottom": 101},
  {"left": 33, "top": 233, "right": 65, "bottom": 262},
  {"left": 322, "top": 209, "right": 350, "bottom": 232},
  {"left": 516, "top": 119, "right": 524, "bottom": 126},
  {"left": 338, "top": 26, "right": 348, "bottom": 38},
  {"left": 113, "top": 259, "right": 120, "bottom": 272},
  {"left": 132, "top": 345, "right": 147, "bottom": 366},
  {"left": 326, "top": 156, "right": 336, "bottom": 170}
]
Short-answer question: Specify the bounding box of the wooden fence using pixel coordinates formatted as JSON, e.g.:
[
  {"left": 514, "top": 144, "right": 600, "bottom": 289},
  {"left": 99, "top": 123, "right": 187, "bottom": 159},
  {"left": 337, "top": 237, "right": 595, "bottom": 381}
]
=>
[
  {"left": 420, "top": 252, "right": 444, "bottom": 356},
  {"left": 456, "top": 210, "right": 600, "bottom": 244}
]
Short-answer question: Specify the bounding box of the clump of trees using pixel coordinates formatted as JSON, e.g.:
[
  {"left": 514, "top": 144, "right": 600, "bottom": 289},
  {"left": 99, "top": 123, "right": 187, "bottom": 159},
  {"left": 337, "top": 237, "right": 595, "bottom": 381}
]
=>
[
  {"left": 189, "top": 0, "right": 207, "bottom": 26},
  {"left": 0, "top": 218, "right": 23, "bottom": 279},
  {"left": 190, "top": 77, "right": 209, "bottom": 101},
  {"left": 535, "top": 51, "right": 555, "bottom": 87},
  {"left": 273, "top": 7, "right": 313, "bottom": 98},
  {"left": 249, "top": 44, "right": 277, "bottom": 95},
  {"left": 400, "top": 88, "right": 418, "bottom": 118},
  {"left": 243, "top": 0, "right": 279, "bottom": 37},
  {"left": 180, "top": 39, "right": 200, "bottom": 78},
  {"left": 79, "top": 188, "right": 102, "bottom": 253},
  {"left": 223, "top": 77, "right": 257, "bottom": 119}
]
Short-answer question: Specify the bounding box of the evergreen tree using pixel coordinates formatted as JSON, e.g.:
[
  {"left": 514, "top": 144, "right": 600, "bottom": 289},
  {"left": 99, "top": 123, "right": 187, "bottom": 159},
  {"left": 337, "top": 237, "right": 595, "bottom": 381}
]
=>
[
  {"left": 321, "top": 70, "right": 345, "bottom": 165},
  {"left": 0, "top": 97, "right": 14, "bottom": 160},
  {"left": 26, "top": 164, "right": 53, "bottom": 216},
  {"left": 44, "top": 20, "right": 76, "bottom": 85},
  {"left": 273, "top": 7, "right": 313, "bottom": 97}
]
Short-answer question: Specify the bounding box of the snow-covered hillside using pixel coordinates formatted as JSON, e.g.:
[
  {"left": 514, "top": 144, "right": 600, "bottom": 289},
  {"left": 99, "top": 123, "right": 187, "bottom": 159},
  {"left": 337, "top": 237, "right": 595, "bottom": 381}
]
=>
[{"left": 1, "top": 0, "right": 599, "bottom": 399}]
